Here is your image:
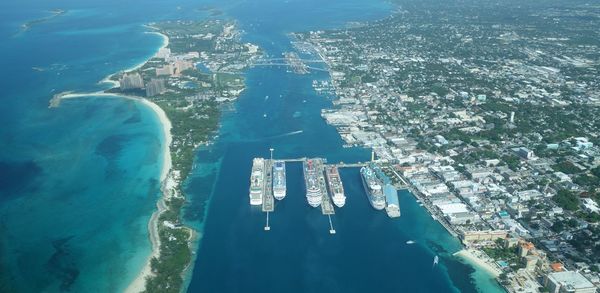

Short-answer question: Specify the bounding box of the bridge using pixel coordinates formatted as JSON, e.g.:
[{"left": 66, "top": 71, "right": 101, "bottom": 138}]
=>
[
  {"left": 252, "top": 57, "right": 330, "bottom": 73},
  {"left": 256, "top": 57, "right": 326, "bottom": 63}
]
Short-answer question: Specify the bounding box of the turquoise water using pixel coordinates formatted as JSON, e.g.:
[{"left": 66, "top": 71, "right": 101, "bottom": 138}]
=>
[
  {"left": 184, "top": 1, "right": 504, "bottom": 292},
  {"left": 1, "top": 0, "right": 503, "bottom": 292},
  {"left": 0, "top": 2, "right": 184, "bottom": 292}
]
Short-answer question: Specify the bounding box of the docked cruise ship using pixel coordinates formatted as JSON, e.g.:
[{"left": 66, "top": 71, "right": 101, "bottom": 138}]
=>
[
  {"left": 303, "top": 159, "right": 322, "bottom": 207},
  {"left": 384, "top": 183, "right": 400, "bottom": 218},
  {"left": 325, "top": 166, "right": 346, "bottom": 207},
  {"left": 272, "top": 160, "right": 286, "bottom": 200},
  {"left": 249, "top": 158, "right": 264, "bottom": 205},
  {"left": 360, "top": 165, "right": 386, "bottom": 210}
]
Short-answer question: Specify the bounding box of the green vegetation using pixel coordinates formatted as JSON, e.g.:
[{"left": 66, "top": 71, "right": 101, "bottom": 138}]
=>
[
  {"left": 553, "top": 190, "right": 580, "bottom": 211},
  {"left": 574, "top": 175, "right": 600, "bottom": 187},
  {"left": 104, "top": 19, "right": 259, "bottom": 293},
  {"left": 553, "top": 161, "right": 581, "bottom": 175},
  {"left": 144, "top": 198, "right": 192, "bottom": 293},
  {"left": 483, "top": 239, "right": 522, "bottom": 268},
  {"left": 591, "top": 167, "right": 600, "bottom": 178},
  {"left": 502, "top": 155, "right": 521, "bottom": 171}
]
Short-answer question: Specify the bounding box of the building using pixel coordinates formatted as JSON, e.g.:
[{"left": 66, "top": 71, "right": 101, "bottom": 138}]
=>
[
  {"left": 155, "top": 47, "right": 171, "bottom": 59},
  {"left": 582, "top": 198, "right": 599, "bottom": 214},
  {"left": 460, "top": 230, "right": 508, "bottom": 243},
  {"left": 173, "top": 60, "right": 193, "bottom": 76},
  {"left": 155, "top": 61, "right": 194, "bottom": 77},
  {"left": 156, "top": 64, "right": 174, "bottom": 76},
  {"left": 518, "top": 241, "right": 535, "bottom": 257},
  {"left": 119, "top": 72, "right": 144, "bottom": 90},
  {"left": 513, "top": 147, "right": 535, "bottom": 160},
  {"left": 544, "top": 271, "right": 596, "bottom": 293},
  {"left": 146, "top": 79, "right": 166, "bottom": 97}
]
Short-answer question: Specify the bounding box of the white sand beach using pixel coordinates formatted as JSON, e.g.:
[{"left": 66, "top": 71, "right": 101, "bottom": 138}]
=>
[
  {"left": 97, "top": 30, "right": 168, "bottom": 89},
  {"left": 454, "top": 248, "right": 502, "bottom": 278},
  {"left": 50, "top": 27, "right": 174, "bottom": 293}
]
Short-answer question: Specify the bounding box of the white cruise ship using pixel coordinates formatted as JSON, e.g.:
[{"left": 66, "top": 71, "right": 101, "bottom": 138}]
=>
[
  {"left": 249, "top": 158, "right": 264, "bottom": 205},
  {"left": 325, "top": 166, "right": 346, "bottom": 207},
  {"left": 272, "top": 160, "right": 286, "bottom": 200},
  {"left": 303, "top": 159, "right": 322, "bottom": 207}
]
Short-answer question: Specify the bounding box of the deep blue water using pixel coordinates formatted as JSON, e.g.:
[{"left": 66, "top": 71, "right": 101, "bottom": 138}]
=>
[
  {"left": 185, "top": 1, "right": 504, "bottom": 293},
  {"left": 0, "top": 0, "right": 504, "bottom": 292}
]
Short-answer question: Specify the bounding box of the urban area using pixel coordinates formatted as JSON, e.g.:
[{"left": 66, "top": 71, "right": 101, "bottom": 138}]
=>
[{"left": 292, "top": 1, "right": 600, "bottom": 292}]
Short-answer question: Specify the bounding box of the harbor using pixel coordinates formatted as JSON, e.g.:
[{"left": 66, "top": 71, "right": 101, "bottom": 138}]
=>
[{"left": 248, "top": 150, "right": 402, "bottom": 234}]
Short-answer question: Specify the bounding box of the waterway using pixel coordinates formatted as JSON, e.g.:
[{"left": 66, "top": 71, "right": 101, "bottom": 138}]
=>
[
  {"left": 184, "top": 0, "right": 505, "bottom": 292},
  {"left": 0, "top": 0, "right": 505, "bottom": 292}
]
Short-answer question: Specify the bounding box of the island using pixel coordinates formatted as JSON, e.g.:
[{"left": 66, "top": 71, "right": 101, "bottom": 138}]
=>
[
  {"left": 51, "top": 19, "right": 261, "bottom": 293},
  {"left": 21, "top": 9, "right": 67, "bottom": 32}
]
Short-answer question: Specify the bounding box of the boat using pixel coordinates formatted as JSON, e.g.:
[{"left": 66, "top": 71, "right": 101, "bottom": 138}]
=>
[
  {"left": 433, "top": 255, "right": 439, "bottom": 267},
  {"left": 325, "top": 166, "right": 346, "bottom": 207},
  {"left": 272, "top": 160, "right": 286, "bottom": 200},
  {"left": 406, "top": 240, "right": 415, "bottom": 244},
  {"left": 249, "top": 158, "right": 264, "bottom": 205},
  {"left": 384, "top": 183, "right": 400, "bottom": 218},
  {"left": 360, "top": 165, "right": 386, "bottom": 210},
  {"left": 303, "top": 159, "right": 322, "bottom": 207}
]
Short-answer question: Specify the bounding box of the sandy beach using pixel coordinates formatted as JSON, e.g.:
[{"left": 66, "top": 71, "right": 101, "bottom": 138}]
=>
[
  {"left": 123, "top": 97, "right": 173, "bottom": 293},
  {"left": 97, "top": 30, "right": 169, "bottom": 89},
  {"left": 50, "top": 27, "right": 174, "bottom": 293},
  {"left": 56, "top": 92, "right": 173, "bottom": 293},
  {"left": 454, "top": 248, "right": 502, "bottom": 278}
]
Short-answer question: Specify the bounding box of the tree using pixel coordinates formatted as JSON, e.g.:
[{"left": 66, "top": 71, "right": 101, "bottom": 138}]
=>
[{"left": 553, "top": 190, "right": 580, "bottom": 211}]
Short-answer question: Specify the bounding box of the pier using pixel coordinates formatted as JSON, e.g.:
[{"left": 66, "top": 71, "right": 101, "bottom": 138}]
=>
[
  {"left": 249, "top": 151, "right": 402, "bottom": 234},
  {"left": 261, "top": 158, "right": 275, "bottom": 213}
]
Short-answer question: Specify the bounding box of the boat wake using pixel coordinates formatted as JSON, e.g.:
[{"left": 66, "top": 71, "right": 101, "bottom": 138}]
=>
[{"left": 274, "top": 130, "right": 303, "bottom": 138}]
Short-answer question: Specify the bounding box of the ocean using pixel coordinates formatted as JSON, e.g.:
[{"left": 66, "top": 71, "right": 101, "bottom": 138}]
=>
[{"left": 0, "top": 0, "right": 504, "bottom": 292}]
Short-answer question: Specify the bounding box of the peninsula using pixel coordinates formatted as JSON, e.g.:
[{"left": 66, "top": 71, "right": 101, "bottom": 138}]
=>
[
  {"left": 51, "top": 19, "right": 260, "bottom": 293},
  {"left": 21, "top": 9, "right": 67, "bottom": 32}
]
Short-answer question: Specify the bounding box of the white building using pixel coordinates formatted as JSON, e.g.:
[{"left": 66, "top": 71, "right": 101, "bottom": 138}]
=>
[{"left": 544, "top": 271, "right": 597, "bottom": 293}]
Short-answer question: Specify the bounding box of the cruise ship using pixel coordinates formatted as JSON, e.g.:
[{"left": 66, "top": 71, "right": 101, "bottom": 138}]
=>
[
  {"left": 360, "top": 165, "right": 386, "bottom": 210},
  {"left": 325, "top": 166, "right": 346, "bottom": 207},
  {"left": 384, "top": 183, "right": 400, "bottom": 218},
  {"left": 272, "top": 160, "right": 286, "bottom": 200},
  {"left": 303, "top": 159, "right": 322, "bottom": 207},
  {"left": 249, "top": 158, "right": 264, "bottom": 205}
]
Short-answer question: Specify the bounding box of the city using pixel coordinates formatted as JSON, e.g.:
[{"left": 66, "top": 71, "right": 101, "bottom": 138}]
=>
[{"left": 292, "top": 0, "right": 600, "bottom": 292}]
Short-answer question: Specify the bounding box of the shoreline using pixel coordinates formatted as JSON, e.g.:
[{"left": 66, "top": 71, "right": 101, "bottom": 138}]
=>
[
  {"left": 50, "top": 28, "right": 175, "bottom": 293},
  {"left": 454, "top": 248, "right": 502, "bottom": 278},
  {"left": 98, "top": 30, "right": 169, "bottom": 90}
]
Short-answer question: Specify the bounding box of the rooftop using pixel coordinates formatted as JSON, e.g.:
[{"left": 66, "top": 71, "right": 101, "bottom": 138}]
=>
[{"left": 547, "top": 271, "right": 595, "bottom": 290}]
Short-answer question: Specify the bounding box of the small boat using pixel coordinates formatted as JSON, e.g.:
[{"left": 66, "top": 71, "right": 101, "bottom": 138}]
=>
[
  {"left": 406, "top": 240, "right": 415, "bottom": 245},
  {"left": 263, "top": 113, "right": 267, "bottom": 118},
  {"left": 433, "top": 255, "right": 439, "bottom": 268}
]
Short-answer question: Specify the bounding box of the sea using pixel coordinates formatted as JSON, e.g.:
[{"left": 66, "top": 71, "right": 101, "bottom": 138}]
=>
[{"left": 0, "top": 0, "right": 505, "bottom": 292}]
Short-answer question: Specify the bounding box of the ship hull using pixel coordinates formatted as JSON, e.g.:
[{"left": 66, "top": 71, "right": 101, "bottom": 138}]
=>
[
  {"left": 273, "top": 190, "right": 286, "bottom": 200},
  {"left": 272, "top": 161, "right": 287, "bottom": 200},
  {"left": 332, "top": 195, "right": 346, "bottom": 208},
  {"left": 303, "top": 159, "right": 322, "bottom": 207},
  {"left": 360, "top": 168, "right": 385, "bottom": 210}
]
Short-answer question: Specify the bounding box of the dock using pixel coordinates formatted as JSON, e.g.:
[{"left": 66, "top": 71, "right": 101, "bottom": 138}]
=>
[
  {"left": 249, "top": 151, "right": 404, "bottom": 234},
  {"left": 317, "top": 160, "right": 335, "bottom": 216},
  {"left": 262, "top": 159, "right": 275, "bottom": 213}
]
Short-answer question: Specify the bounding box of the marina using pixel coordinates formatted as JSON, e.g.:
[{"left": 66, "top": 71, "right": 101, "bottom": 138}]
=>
[{"left": 248, "top": 150, "right": 402, "bottom": 233}]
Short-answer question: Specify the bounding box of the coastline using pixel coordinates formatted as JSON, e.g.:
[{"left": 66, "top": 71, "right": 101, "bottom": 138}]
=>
[
  {"left": 124, "top": 98, "right": 173, "bottom": 293},
  {"left": 98, "top": 30, "right": 169, "bottom": 89},
  {"left": 55, "top": 93, "right": 174, "bottom": 293},
  {"left": 50, "top": 28, "right": 175, "bottom": 293},
  {"left": 454, "top": 248, "right": 502, "bottom": 278}
]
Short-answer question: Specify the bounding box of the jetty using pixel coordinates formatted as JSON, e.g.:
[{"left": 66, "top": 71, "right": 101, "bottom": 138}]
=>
[{"left": 249, "top": 151, "right": 403, "bottom": 234}]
